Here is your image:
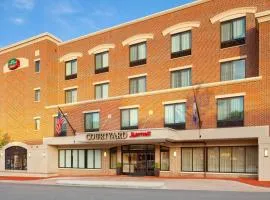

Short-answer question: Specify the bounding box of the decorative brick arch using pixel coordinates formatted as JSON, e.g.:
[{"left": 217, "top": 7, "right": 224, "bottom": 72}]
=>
[
  {"left": 88, "top": 44, "right": 115, "bottom": 55},
  {"left": 59, "top": 52, "right": 83, "bottom": 62},
  {"left": 162, "top": 21, "right": 200, "bottom": 36}
]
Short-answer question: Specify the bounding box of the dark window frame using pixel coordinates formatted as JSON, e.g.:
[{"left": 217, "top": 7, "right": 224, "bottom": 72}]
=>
[
  {"left": 129, "top": 42, "right": 147, "bottom": 67},
  {"left": 34, "top": 89, "right": 41, "bottom": 102},
  {"left": 129, "top": 76, "right": 147, "bottom": 94},
  {"left": 220, "top": 59, "right": 246, "bottom": 81},
  {"left": 65, "top": 59, "right": 77, "bottom": 80},
  {"left": 110, "top": 147, "right": 117, "bottom": 169},
  {"left": 65, "top": 88, "right": 77, "bottom": 104},
  {"left": 220, "top": 17, "right": 246, "bottom": 49},
  {"left": 95, "top": 83, "right": 109, "bottom": 99},
  {"left": 170, "top": 68, "right": 192, "bottom": 88},
  {"left": 84, "top": 112, "right": 100, "bottom": 132},
  {"left": 120, "top": 108, "right": 139, "bottom": 130},
  {"left": 95, "top": 51, "right": 109, "bottom": 74},
  {"left": 164, "top": 103, "right": 186, "bottom": 130},
  {"left": 35, "top": 60, "right": 40, "bottom": 73},
  {"left": 181, "top": 147, "right": 205, "bottom": 172},
  {"left": 171, "top": 30, "right": 192, "bottom": 59}
]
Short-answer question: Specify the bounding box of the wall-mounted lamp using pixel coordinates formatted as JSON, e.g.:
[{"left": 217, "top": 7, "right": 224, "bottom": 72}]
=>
[
  {"left": 0, "top": 152, "right": 3, "bottom": 157},
  {"left": 148, "top": 110, "right": 154, "bottom": 116},
  {"left": 28, "top": 153, "right": 31, "bottom": 158},
  {"left": 173, "top": 151, "right": 177, "bottom": 157},
  {"left": 104, "top": 151, "right": 107, "bottom": 157},
  {"left": 264, "top": 148, "right": 268, "bottom": 157},
  {"left": 108, "top": 114, "right": 112, "bottom": 119}
]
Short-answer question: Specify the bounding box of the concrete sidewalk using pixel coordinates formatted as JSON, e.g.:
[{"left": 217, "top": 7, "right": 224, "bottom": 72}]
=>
[{"left": 1, "top": 176, "right": 270, "bottom": 192}]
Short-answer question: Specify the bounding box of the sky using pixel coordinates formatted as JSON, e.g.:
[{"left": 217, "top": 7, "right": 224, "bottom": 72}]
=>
[{"left": 0, "top": 0, "right": 194, "bottom": 47}]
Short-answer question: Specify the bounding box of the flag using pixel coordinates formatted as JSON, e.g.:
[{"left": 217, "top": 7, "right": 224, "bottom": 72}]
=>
[
  {"left": 55, "top": 111, "right": 66, "bottom": 136},
  {"left": 192, "top": 100, "right": 199, "bottom": 127}
]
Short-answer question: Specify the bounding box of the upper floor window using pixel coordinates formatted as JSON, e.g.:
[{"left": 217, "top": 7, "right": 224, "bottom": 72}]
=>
[
  {"left": 35, "top": 60, "right": 40, "bottom": 73},
  {"left": 95, "top": 51, "right": 109, "bottom": 74},
  {"left": 34, "top": 118, "right": 40, "bottom": 131},
  {"left": 130, "top": 42, "right": 146, "bottom": 67},
  {"left": 65, "top": 89, "right": 77, "bottom": 103},
  {"left": 95, "top": 83, "right": 109, "bottom": 99},
  {"left": 171, "top": 68, "right": 192, "bottom": 88},
  {"left": 84, "top": 112, "right": 99, "bottom": 132},
  {"left": 221, "top": 59, "right": 245, "bottom": 81},
  {"left": 65, "top": 59, "right": 77, "bottom": 80},
  {"left": 164, "top": 103, "right": 186, "bottom": 130},
  {"left": 217, "top": 96, "right": 244, "bottom": 128},
  {"left": 34, "top": 89, "right": 41, "bottom": 102},
  {"left": 221, "top": 17, "right": 246, "bottom": 48},
  {"left": 121, "top": 108, "right": 138, "bottom": 130},
  {"left": 129, "top": 76, "right": 146, "bottom": 94},
  {"left": 171, "top": 31, "right": 191, "bottom": 59}
]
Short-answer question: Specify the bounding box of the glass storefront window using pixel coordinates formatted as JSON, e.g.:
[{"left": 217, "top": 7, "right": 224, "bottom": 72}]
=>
[
  {"left": 160, "top": 146, "right": 169, "bottom": 171},
  {"left": 110, "top": 148, "right": 117, "bottom": 169}
]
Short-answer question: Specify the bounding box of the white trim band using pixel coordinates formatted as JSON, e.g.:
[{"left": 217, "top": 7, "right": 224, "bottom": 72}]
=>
[
  {"left": 219, "top": 55, "right": 247, "bottom": 63},
  {"left": 33, "top": 116, "right": 41, "bottom": 119},
  {"left": 162, "top": 21, "right": 200, "bottom": 36},
  {"left": 63, "top": 86, "right": 78, "bottom": 91},
  {"left": 119, "top": 105, "right": 140, "bottom": 110},
  {"left": 88, "top": 44, "right": 115, "bottom": 55},
  {"left": 93, "top": 80, "right": 110, "bottom": 85},
  {"left": 215, "top": 92, "right": 246, "bottom": 99},
  {"left": 169, "top": 65, "right": 192, "bottom": 72},
  {"left": 162, "top": 99, "right": 187, "bottom": 105},
  {"left": 128, "top": 73, "right": 147, "bottom": 79},
  {"left": 122, "top": 34, "right": 154, "bottom": 46},
  {"left": 59, "top": 52, "right": 83, "bottom": 62},
  {"left": 83, "top": 110, "right": 100, "bottom": 114},
  {"left": 33, "top": 87, "right": 41, "bottom": 90}
]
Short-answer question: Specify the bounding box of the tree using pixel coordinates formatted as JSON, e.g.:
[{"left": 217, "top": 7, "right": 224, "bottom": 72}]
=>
[{"left": 0, "top": 132, "right": 10, "bottom": 148}]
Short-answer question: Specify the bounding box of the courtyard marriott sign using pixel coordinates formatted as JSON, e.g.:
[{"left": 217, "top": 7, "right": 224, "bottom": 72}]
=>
[{"left": 86, "top": 131, "right": 152, "bottom": 141}]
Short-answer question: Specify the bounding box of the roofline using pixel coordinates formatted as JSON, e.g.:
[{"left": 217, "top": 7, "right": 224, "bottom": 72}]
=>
[
  {"left": 0, "top": 32, "right": 62, "bottom": 54},
  {"left": 59, "top": 0, "right": 211, "bottom": 46}
]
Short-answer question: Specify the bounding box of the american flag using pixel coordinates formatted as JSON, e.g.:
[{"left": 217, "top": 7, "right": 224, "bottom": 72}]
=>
[
  {"left": 192, "top": 100, "right": 199, "bottom": 127},
  {"left": 56, "top": 111, "right": 66, "bottom": 136}
]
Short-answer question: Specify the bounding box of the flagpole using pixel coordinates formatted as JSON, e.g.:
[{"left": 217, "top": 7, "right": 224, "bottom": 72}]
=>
[{"left": 58, "top": 106, "right": 76, "bottom": 135}]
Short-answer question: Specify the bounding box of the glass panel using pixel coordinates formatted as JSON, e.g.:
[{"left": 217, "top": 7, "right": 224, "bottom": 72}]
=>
[
  {"left": 71, "top": 90, "right": 77, "bottom": 103},
  {"left": 121, "top": 110, "right": 129, "bottom": 128},
  {"left": 182, "top": 148, "right": 193, "bottom": 171},
  {"left": 220, "top": 147, "right": 232, "bottom": 172},
  {"left": 233, "top": 60, "right": 245, "bottom": 80},
  {"left": 72, "top": 150, "right": 78, "bottom": 168},
  {"left": 78, "top": 150, "right": 85, "bottom": 169},
  {"left": 221, "top": 62, "right": 233, "bottom": 81},
  {"left": 165, "top": 105, "right": 174, "bottom": 124},
  {"left": 102, "top": 52, "right": 109, "bottom": 68},
  {"left": 221, "top": 22, "right": 232, "bottom": 42},
  {"left": 138, "top": 43, "right": 146, "bottom": 60},
  {"left": 181, "top": 31, "right": 191, "bottom": 50},
  {"left": 110, "top": 149, "right": 117, "bottom": 169},
  {"left": 130, "top": 45, "right": 137, "bottom": 62},
  {"left": 246, "top": 147, "right": 258, "bottom": 173},
  {"left": 138, "top": 77, "right": 146, "bottom": 93},
  {"left": 95, "top": 85, "right": 102, "bottom": 99},
  {"left": 129, "top": 109, "right": 138, "bottom": 127},
  {"left": 171, "top": 71, "right": 181, "bottom": 88},
  {"left": 59, "top": 150, "right": 65, "bottom": 168},
  {"left": 207, "top": 147, "right": 219, "bottom": 172},
  {"left": 230, "top": 97, "right": 243, "bottom": 120},
  {"left": 95, "top": 54, "right": 102, "bottom": 69},
  {"left": 122, "top": 153, "right": 130, "bottom": 173},
  {"left": 175, "top": 104, "right": 185, "bottom": 123},
  {"left": 161, "top": 151, "right": 169, "bottom": 171},
  {"left": 94, "top": 150, "right": 101, "bottom": 168},
  {"left": 87, "top": 150, "right": 94, "bottom": 168},
  {"left": 65, "top": 62, "right": 72, "bottom": 76},
  {"left": 85, "top": 113, "right": 92, "bottom": 130},
  {"left": 232, "top": 147, "right": 245, "bottom": 173},
  {"left": 171, "top": 34, "right": 180, "bottom": 53},
  {"left": 218, "top": 99, "right": 228, "bottom": 121},
  {"left": 102, "top": 84, "right": 109, "bottom": 99},
  {"left": 233, "top": 18, "right": 245, "bottom": 39},
  {"left": 193, "top": 148, "right": 204, "bottom": 172},
  {"left": 71, "top": 60, "right": 77, "bottom": 74},
  {"left": 65, "top": 150, "right": 72, "bottom": 168},
  {"left": 92, "top": 113, "right": 100, "bottom": 129},
  {"left": 130, "top": 79, "right": 137, "bottom": 94},
  {"left": 35, "top": 61, "right": 40, "bottom": 72},
  {"left": 181, "top": 69, "right": 191, "bottom": 87}
]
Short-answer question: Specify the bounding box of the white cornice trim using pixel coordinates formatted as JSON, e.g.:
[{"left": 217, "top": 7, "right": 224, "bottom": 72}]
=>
[
  {"left": 162, "top": 21, "right": 200, "bottom": 36},
  {"left": 33, "top": 116, "right": 41, "bottom": 119},
  {"left": 219, "top": 55, "right": 247, "bottom": 63},
  {"left": 33, "top": 87, "right": 41, "bottom": 90},
  {"left": 63, "top": 86, "right": 78, "bottom": 91},
  {"left": 45, "top": 76, "right": 262, "bottom": 109},
  {"left": 119, "top": 105, "right": 140, "bottom": 110},
  {"left": 122, "top": 34, "right": 154, "bottom": 46},
  {"left": 88, "top": 44, "right": 115, "bottom": 55},
  {"left": 169, "top": 65, "right": 192, "bottom": 72},
  {"left": 215, "top": 92, "right": 246, "bottom": 99},
  {"left": 162, "top": 99, "right": 187, "bottom": 105},
  {"left": 128, "top": 73, "right": 147, "bottom": 79},
  {"left": 210, "top": 7, "right": 257, "bottom": 24},
  {"left": 59, "top": 52, "right": 83, "bottom": 62},
  {"left": 82, "top": 110, "right": 100, "bottom": 114},
  {"left": 92, "top": 80, "right": 110, "bottom": 85}
]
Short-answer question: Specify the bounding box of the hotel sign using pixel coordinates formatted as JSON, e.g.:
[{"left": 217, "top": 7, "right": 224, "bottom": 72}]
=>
[
  {"left": 8, "top": 58, "right": 20, "bottom": 70},
  {"left": 86, "top": 131, "right": 152, "bottom": 141}
]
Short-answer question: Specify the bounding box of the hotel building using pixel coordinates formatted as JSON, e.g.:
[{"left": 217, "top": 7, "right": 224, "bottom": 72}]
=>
[{"left": 0, "top": 0, "right": 270, "bottom": 180}]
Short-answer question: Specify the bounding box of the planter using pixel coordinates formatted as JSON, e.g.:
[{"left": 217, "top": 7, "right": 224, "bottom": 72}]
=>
[
  {"left": 154, "top": 168, "right": 160, "bottom": 177},
  {"left": 116, "top": 167, "right": 122, "bottom": 175}
]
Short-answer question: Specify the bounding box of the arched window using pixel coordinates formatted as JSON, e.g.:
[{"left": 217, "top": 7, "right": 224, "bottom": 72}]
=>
[{"left": 5, "top": 146, "right": 27, "bottom": 170}]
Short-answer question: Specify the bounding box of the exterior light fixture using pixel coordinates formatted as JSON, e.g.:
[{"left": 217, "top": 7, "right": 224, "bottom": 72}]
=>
[
  {"left": 173, "top": 151, "right": 177, "bottom": 157},
  {"left": 28, "top": 153, "right": 31, "bottom": 158},
  {"left": 264, "top": 148, "right": 268, "bottom": 157},
  {"left": 148, "top": 110, "right": 153, "bottom": 116},
  {"left": 104, "top": 151, "right": 107, "bottom": 157}
]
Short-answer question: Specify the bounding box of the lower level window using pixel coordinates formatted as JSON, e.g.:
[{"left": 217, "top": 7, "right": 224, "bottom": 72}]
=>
[
  {"left": 59, "top": 149, "right": 101, "bottom": 169},
  {"left": 181, "top": 147, "right": 204, "bottom": 172},
  {"left": 110, "top": 148, "right": 117, "bottom": 169},
  {"left": 160, "top": 146, "right": 170, "bottom": 171}
]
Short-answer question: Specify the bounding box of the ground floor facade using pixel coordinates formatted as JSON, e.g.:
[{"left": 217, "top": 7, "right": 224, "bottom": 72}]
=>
[{"left": 0, "top": 126, "right": 270, "bottom": 181}]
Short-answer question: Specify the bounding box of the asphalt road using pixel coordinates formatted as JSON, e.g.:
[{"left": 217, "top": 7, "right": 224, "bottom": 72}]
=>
[{"left": 0, "top": 183, "right": 269, "bottom": 200}]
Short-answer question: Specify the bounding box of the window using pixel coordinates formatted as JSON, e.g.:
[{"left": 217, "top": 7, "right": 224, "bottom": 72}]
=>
[
  {"left": 130, "top": 42, "right": 146, "bottom": 67},
  {"left": 221, "top": 59, "right": 245, "bottom": 81},
  {"left": 110, "top": 148, "right": 117, "bottom": 169},
  {"left": 171, "top": 31, "right": 191, "bottom": 58},
  {"left": 160, "top": 146, "right": 169, "bottom": 171},
  {"left": 221, "top": 17, "right": 246, "bottom": 48},
  {"left": 129, "top": 76, "right": 146, "bottom": 94},
  {"left": 181, "top": 147, "right": 204, "bottom": 172},
  {"left": 5, "top": 146, "right": 27, "bottom": 170},
  {"left": 164, "top": 103, "right": 186, "bottom": 130},
  {"left": 58, "top": 149, "right": 101, "bottom": 169},
  {"left": 95, "top": 83, "right": 109, "bottom": 99},
  {"left": 95, "top": 51, "right": 109, "bottom": 74},
  {"left": 65, "top": 59, "right": 77, "bottom": 80},
  {"left": 54, "top": 116, "right": 67, "bottom": 137},
  {"left": 65, "top": 89, "right": 77, "bottom": 103},
  {"left": 171, "top": 69, "right": 192, "bottom": 88},
  {"left": 34, "top": 89, "right": 40, "bottom": 102},
  {"left": 217, "top": 96, "right": 244, "bottom": 127},
  {"left": 121, "top": 108, "right": 138, "bottom": 130},
  {"left": 35, "top": 60, "right": 40, "bottom": 73},
  {"left": 34, "top": 118, "right": 40, "bottom": 131},
  {"left": 207, "top": 147, "right": 220, "bottom": 172},
  {"left": 84, "top": 112, "right": 100, "bottom": 132}
]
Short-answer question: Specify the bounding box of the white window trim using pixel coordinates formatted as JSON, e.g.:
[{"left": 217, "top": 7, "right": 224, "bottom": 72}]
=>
[
  {"left": 59, "top": 52, "right": 83, "bottom": 62},
  {"left": 88, "top": 44, "right": 115, "bottom": 55},
  {"left": 52, "top": 113, "right": 67, "bottom": 117},
  {"left": 35, "top": 50, "right": 40, "bottom": 57},
  {"left": 210, "top": 7, "right": 257, "bottom": 24},
  {"left": 33, "top": 116, "right": 41, "bottom": 119},
  {"left": 219, "top": 55, "right": 247, "bottom": 63},
  {"left": 122, "top": 34, "right": 154, "bottom": 46},
  {"left": 63, "top": 86, "right": 78, "bottom": 91},
  {"left": 119, "top": 105, "right": 140, "bottom": 110},
  {"left": 169, "top": 65, "right": 192, "bottom": 72},
  {"left": 162, "top": 99, "right": 187, "bottom": 105},
  {"left": 128, "top": 73, "right": 147, "bottom": 79},
  {"left": 162, "top": 21, "right": 200, "bottom": 36},
  {"left": 215, "top": 92, "right": 246, "bottom": 99},
  {"left": 34, "top": 58, "right": 41, "bottom": 62},
  {"left": 33, "top": 87, "right": 41, "bottom": 91},
  {"left": 93, "top": 80, "right": 110, "bottom": 86},
  {"left": 83, "top": 110, "right": 101, "bottom": 114}
]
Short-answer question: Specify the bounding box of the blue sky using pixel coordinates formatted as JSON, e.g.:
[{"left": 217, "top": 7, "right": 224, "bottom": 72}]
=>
[{"left": 0, "top": 0, "right": 194, "bottom": 47}]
